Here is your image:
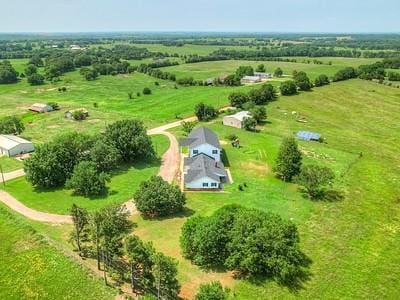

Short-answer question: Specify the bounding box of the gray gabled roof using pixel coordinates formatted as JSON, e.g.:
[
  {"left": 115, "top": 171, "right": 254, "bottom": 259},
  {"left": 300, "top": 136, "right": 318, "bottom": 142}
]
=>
[
  {"left": 184, "top": 154, "right": 227, "bottom": 183},
  {"left": 0, "top": 135, "right": 33, "bottom": 150},
  {"left": 180, "top": 127, "right": 220, "bottom": 148}
]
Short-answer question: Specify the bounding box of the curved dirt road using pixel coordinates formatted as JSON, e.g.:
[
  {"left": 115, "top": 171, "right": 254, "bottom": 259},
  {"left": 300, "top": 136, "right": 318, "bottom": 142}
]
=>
[{"left": 0, "top": 118, "right": 190, "bottom": 223}]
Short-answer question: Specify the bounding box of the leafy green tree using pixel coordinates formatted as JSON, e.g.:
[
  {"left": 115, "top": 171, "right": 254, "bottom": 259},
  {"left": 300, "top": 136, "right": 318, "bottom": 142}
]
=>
[
  {"left": 24, "top": 64, "right": 37, "bottom": 76},
  {"left": 143, "top": 87, "right": 152, "bottom": 95},
  {"left": 182, "top": 121, "right": 198, "bottom": 136},
  {"left": 90, "top": 140, "right": 120, "bottom": 172},
  {"left": 47, "top": 102, "right": 59, "bottom": 110},
  {"left": 66, "top": 161, "right": 110, "bottom": 196},
  {"left": 181, "top": 205, "right": 304, "bottom": 281},
  {"left": 255, "top": 84, "right": 277, "bottom": 104},
  {"left": 280, "top": 80, "right": 297, "bottom": 96},
  {"left": 195, "top": 282, "right": 229, "bottom": 300},
  {"left": 332, "top": 67, "right": 357, "bottom": 82},
  {"left": 80, "top": 67, "right": 98, "bottom": 81},
  {"left": 134, "top": 176, "right": 186, "bottom": 217},
  {"left": 293, "top": 71, "right": 312, "bottom": 91},
  {"left": 104, "top": 119, "right": 155, "bottom": 162},
  {"left": 274, "top": 137, "right": 302, "bottom": 182},
  {"left": 70, "top": 204, "right": 90, "bottom": 256},
  {"left": 274, "top": 67, "right": 283, "bottom": 77},
  {"left": 125, "top": 235, "right": 155, "bottom": 289},
  {"left": 222, "top": 74, "right": 241, "bottom": 86},
  {"left": 0, "top": 116, "right": 24, "bottom": 134},
  {"left": 314, "top": 74, "right": 330, "bottom": 87},
  {"left": 194, "top": 102, "right": 217, "bottom": 121},
  {"left": 296, "top": 165, "right": 335, "bottom": 199},
  {"left": 0, "top": 60, "right": 18, "bottom": 84},
  {"left": 152, "top": 252, "right": 180, "bottom": 299},
  {"left": 250, "top": 106, "right": 267, "bottom": 123},
  {"left": 27, "top": 73, "right": 45, "bottom": 85},
  {"left": 25, "top": 132, "right": 93, "bottom": 188},
  {"left": 256, "top": 64, "right": 266, "bottom": 73},
  {"left": 243, "top": 117, "right": 257, "bottom": 131},
  {"left": 235, "top": 65, "right": 254, "bottom": 78},
  {"left": 228, "top": 92, "right": 249, "bottom": 108},
  {"left": 28, "top": 56, "right": 44, "bottom": 67},
  {"left": 90, "top": 204, "right": 132, "bottom": 257}
]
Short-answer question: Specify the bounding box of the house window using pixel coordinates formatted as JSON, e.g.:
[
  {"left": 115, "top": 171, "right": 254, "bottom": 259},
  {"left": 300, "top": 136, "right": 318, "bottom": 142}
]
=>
[
  {"left": 193, "top": 150, "right": 198, "bottom": 155},
  {"left": 212, "top": 150, "right": 218, "bottom": 154},
  {"left": 202, "top": 182, "right": 209, "bottom": 187},
  {"left": 211, "top": 183, "right": 217, "bottom": 187}
]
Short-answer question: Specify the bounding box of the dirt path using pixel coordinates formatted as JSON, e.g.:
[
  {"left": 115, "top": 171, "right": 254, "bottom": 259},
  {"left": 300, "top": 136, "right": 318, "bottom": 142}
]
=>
[
  {"left": 2, "top": 169, "right": 25, "bottom": 182},
  {"left": 0, "top": 117, "right": 194, "bottom": 223},
  {"left": 0, "top": 190, "right": 73, "bottom": 223}
]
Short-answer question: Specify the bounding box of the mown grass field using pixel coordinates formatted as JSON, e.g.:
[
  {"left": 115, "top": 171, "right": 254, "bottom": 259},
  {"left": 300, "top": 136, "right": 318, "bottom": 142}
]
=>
[
  {"left": 2, "top": 134, "right": 169, "bottom": 214},
  {"left": 0, "top": 204, "right": 115, "bottom": 300},
  {"left": 0, "top": 156, "right": 23, "bottom": 172},
  {"left": 162, "top": 58, "right": 380, "bottom": 81}
]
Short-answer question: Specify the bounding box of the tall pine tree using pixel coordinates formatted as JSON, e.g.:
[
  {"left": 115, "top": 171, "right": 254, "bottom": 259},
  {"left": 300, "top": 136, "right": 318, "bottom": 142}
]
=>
[{"left": 274, "top": 137, "right": 302, "bottom": 182}]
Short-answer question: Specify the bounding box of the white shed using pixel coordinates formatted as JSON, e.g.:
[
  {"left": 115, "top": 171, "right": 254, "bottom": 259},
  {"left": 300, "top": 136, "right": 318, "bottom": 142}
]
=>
[
  {"left": 0, "top": 135, "right": 35, "bottom": 157},
  {"left": 241, "top": 75, "right": 261, "bottom": 84},
  {"left": 29, "top": 103, "right": 53, "bottom": 113},
  {"left": 223, "top": 111, "right": 251, "bottom": 129}
]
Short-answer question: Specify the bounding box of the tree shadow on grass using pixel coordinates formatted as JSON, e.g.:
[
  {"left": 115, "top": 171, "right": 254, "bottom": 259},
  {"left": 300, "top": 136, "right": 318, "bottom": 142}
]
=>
[
  {"left": 245, "top": 253, "right": 313, "bottom": 293},
  {"left": 141, "top": 207, "right": 195, "bottom": 221},
  {"left": 221, "top": 149, "right": 231, "bottom": 167},
  {"left": 299, "top": 187, "right": 344, "bottom": 202}
]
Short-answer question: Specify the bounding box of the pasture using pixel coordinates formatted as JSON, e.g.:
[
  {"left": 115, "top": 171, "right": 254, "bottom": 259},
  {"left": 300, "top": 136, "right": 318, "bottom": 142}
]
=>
[
  {"left": 162, "top": 58, "right": 380, "bottom": 80},
  {"left": 0, "top": 204, "right": 115, "bottom": 300}
]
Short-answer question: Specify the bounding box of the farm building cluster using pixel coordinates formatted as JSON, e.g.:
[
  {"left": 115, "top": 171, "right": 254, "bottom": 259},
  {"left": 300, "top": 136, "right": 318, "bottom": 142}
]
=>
[
  {"left": 223, "top": 111, "right": 251, "bottom": 129},
  {"left": 180, "top": 127, "right": 229, "bottom": 190}
]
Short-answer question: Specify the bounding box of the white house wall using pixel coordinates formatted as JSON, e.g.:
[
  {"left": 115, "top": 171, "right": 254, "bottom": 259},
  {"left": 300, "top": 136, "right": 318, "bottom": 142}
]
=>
[
  {"left": 223, "top": 116, "right": 242, "bottom": 129},
  {"left": 185, "top": 176, "right": 221, "bottom": 189},
  {"left": 190, "top": 143, "right": 221, "bottom": 161}
]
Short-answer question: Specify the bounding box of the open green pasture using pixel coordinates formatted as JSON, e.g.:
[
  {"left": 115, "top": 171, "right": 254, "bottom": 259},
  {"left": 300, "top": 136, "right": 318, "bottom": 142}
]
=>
[
  {"left": 0, "top": 204, "right": 115, "bottom": 300},
  {"left": 0, "top": 156, "right": 23, "bottom": 172},
  {"left": 132, "top": 79, "right": 400, "bottom": 299},
  {"left": 1, "top": 60, "right": 254, "bottom": 142},
  {"left": 161, "top": 59, "right": 370, "bottom": 81}
]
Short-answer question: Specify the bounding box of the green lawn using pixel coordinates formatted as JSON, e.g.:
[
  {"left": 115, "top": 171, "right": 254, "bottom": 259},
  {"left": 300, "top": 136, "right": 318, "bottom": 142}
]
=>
[
  {"left": 2, "top": 134, "right": 170, "bottom": 214},
  {"left": 0, "top": 204, "right": 115, "bottom": 300},
  {"left": 0, "top": 156, "right": 23, "bottom": 172}
]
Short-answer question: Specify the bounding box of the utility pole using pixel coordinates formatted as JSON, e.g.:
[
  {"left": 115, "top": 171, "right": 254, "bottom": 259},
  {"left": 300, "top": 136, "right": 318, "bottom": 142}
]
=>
[{"left": 0, "top": 164, "right": 5, "bottom": 187}]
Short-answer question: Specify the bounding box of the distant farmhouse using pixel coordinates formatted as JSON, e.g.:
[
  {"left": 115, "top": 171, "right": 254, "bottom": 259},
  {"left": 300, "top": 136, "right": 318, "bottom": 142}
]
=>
[
  {"left": 223, "top": 111, "right": 251, "bottom": 129},
  {"left": 29, "top": 103, "right": 53, "bottom": 113},
  {"left": 70, "top": 45, "right": 82, "bottom": 51},
  {"left": 0, "top": 135, "right": 34, "bottom": 157},
  {"left": 241, "top": 75, "right": 261, "bottom": 84},
  {"left": 254, "top": 72, "right": 273, "bottom": 79},
  {"left": 180, "top": 127, "right": 228, "bottom": 190}
]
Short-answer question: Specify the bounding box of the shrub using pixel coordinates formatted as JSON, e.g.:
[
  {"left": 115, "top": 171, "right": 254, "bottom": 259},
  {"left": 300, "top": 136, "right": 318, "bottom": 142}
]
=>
[
  {"left": 243, "top": 117, "right": 257, "bottom": 131},
  {"left": 314, "top": 74, "right": 330, "bottom": 87},
  {"left": 134, "top": 176, "right": 186, "bottom": 217},
  {"left": 143, "top": 87, "right": 152, "bottom": 95},
  {"left": 90, "top": 140, "right": 120, "bottom": 172},
  {"left": 195, "top": 282, "right": 229, "bottom": 300},
  {"left": 228, "top": 92, "right": 249, "bottom": 108}
]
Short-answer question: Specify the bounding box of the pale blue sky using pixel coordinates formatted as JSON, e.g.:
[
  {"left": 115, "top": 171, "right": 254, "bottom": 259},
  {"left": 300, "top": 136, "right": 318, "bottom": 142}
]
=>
[{"left": 0, "top": 0, "right": 399, "bottom": 33}]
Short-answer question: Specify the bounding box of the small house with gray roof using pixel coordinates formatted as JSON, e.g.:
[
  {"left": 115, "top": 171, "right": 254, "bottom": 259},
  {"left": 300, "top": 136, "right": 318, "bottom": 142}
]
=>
[{"left": 180, "top": 127, "right": 229, "bottom": 190}]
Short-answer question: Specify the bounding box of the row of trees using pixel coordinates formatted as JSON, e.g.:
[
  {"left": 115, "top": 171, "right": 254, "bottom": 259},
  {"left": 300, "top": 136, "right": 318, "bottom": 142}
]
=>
[
  {"left": 69, "top": 203, "right": 181, "bottom": 298},
  {"left": 25, "top": 120, "right": 154, "bottom": 197},
  {"left": 229, "top": 83, "right": 277, "bottom": 107}
]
